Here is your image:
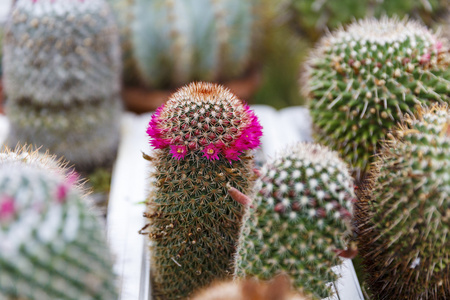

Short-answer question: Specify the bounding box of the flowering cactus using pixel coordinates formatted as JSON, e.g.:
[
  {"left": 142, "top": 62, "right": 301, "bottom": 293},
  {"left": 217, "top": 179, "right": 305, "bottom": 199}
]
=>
[
  {"left": 304, "top": 17, "right": 450, "bottom": 180},
  {"left": 357, "top": 105, "right": 450, "bottom": 299},
  {"left": 3, "top": 0, "right": 122, "bottom": 172},
  {"left": 141, "top": 82, "right": 262, "bottom": 299},
  {"left": 238, "top": 143, "right": 356, "bottom": 299},
  {"left": 0, "top": 147, "right": 118, "bottom": 299}
]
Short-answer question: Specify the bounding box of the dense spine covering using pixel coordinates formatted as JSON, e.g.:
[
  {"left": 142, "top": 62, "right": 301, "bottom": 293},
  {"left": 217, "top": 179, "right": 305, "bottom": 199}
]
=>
[
  {"left": 132, "top": 0, "right": 255, "bottom": 88},
  {"left": 3, "top": 0, "right": 122, "bottom": 172},
  {"left": 191, "top": 276, "right": 311, "bottom": 300},
  {"left": 238, "top": 143, "right": 356, "bottom": 299},
  {"left": 0, "top": 147, "right": 118, "bottom": 299},
  {"left": 142, "top": 82, "right": 262, "bottom": 299},
  {"left": 357, "top": 105, "right": 450, "bottom": 300},
  {"left": 304, "top": 17, "right": 450, "bottom": 180},
  {"left": 284, "top": 0, "right": 448, "bottom": 41}
]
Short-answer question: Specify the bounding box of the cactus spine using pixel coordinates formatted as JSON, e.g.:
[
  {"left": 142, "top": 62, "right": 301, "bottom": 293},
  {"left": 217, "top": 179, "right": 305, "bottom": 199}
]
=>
[
  {"left": 3, "top": 0, "right": 122, "bottom": 172},
  {"left": 132, "top": 0, "right": 255, "bottom": 88},
  {"left": 357, "top": 105, "right": 450, "bottom": 299},
  {"left": 0, "top": 147, "right": 118, "bottom": 299},
  {"left": 142, "top": 82, "right": 262, "bottom": 299},
  {"left": 304, "top": 17, "right": 450, "bottom": 180},
  {"left": 238, "top": 143, "right": 356, "bottom": 299}
]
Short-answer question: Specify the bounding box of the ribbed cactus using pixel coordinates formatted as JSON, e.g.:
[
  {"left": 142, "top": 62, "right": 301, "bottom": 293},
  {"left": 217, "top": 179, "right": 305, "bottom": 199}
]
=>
[
  {"left": 0, "top": 147, "right": 118, "bottom": 299},
  {"left": 192, "top": 276, "right": 311, "bottom": 300},
  {"left": 284, "top": 0, "right": 448, "bottom": 41},
  {"left": 3, "top": 0, "right": 122, "bottom": 172},
  {"left": 132, "top": 0, "right": 255, "bottom": 88},
  {"left": 304, "top": 17, "right": 450, "bottom": 180},
  {"left": 356, "top": 105, "right": 450, "bottom": 299},
  {"left": 238, "top": 143, "right": 356, "bottom": 299},
  {"left": 141, "top": 82, "right": 262, "bottom": 299}
]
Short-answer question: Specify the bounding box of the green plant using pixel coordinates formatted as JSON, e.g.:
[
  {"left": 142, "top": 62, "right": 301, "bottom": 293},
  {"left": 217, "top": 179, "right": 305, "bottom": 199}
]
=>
[
  {"left": 304, "top": 17, "right": 450, "bottom": 180},
  {"left": 0, "top": 147, "right": 118, "bottom": 299},
  {"left": 356, "top": 104, "right": 450, "bottom": 299},
  {"left": 3, "top": 0, "right": 122, "bottom": 172},
  {"left": 141, "top": 82, "right": 262, "bottom": 299},
  {"left": 131, "top": 0, "right": 255, "bottom": 88},
  {"left": 238, "top": 143, "right": 356, "bottom": 299}
]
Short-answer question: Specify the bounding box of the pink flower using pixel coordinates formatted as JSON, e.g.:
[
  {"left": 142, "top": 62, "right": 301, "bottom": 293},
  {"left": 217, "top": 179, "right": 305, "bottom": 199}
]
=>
[
  {"left": 56, "top": 173, "right": 79, "bottom": 203},
  {"left": 420, "top": 52, "right": 431, "bottom": 64},
  {"left": 170, "top": 145, "right": 188, "bottom": 160},
  {"left": 0, "top": 196, "right": 16, "bottom": 220},
  {"left": 223, "top": 148, "right": 241, "bottom": 162},
  {"left": 202, "top": 144, "right": 220, "bottom": 160}
]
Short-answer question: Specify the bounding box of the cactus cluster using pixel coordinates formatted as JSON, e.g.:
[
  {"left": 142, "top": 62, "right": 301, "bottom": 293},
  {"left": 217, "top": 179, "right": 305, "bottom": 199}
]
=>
[
  {"left": 3, "top": 0, "right": 122, "bottom": 172},
  {"left": 304, "top": 17, "right": 450, "bottom": 180},
  {"left": 357, "top": 105, "right": 450, "bottom": 299},
  {"left": 191, "top": 275, "right": 311, "bottom": 300},
  {"left": 131, "top": 0, "right": 255, "bottom": 88},
  {"left": 0, "top": 147, "right": 118, "bottom": 299},
  {"left": 141, "top": 82, "right": 262, "bottom": 299},
  {"left": 238, "top": 143, "right": 356, "bottom": 299},
  {"left": 284, "top": 0, "right": 448, "bottom": 41}
]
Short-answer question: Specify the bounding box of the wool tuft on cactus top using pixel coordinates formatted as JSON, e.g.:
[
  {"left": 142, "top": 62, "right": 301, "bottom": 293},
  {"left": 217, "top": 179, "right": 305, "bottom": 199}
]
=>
[
  {"left": 304, "top": 17, "right": 450, "bottom": 180},
  {"left": 357, "top": 104, "right": 450, "bottom": 300}
]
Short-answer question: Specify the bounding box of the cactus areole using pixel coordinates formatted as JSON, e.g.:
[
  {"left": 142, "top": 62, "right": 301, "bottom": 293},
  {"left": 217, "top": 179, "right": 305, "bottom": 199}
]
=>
[{"left": 143, "top": 82, "right": 262, "bottom": 299}]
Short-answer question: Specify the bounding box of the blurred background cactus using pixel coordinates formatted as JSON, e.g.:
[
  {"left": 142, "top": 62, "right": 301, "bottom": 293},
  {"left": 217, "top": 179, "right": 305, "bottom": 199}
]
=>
[
  {"left": 304, "top": 17, "right": 450, "bottom": 180},
  {"left": 3, "top": 0, "right": 122, "bottom": 172},
  {"left": 141, "top": 82, "right": 262, "bottom": 299},
  {"left": 357, "top": 105, "right": 450, "bottom": 299},
  {"left": 238, "top": 143, "right": 356, "bottom": 299},
  {"left": 0, "top": 147, "right": 118, "bottom": 299}
]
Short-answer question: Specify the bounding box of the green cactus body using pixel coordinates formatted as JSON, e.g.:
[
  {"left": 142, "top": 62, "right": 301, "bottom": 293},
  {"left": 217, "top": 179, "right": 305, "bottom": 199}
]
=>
[
  {"left": 106, "top": 0, "right": 142, "bottom": 86},
  {"left": 0, "top": 148, "right": 118, "bottom": 299},
  {"left": 304, "top": 17, "right": 450, "bottom": 180},
  {"left": 132, "top": 0, "right": 254, "bottom": 88},
  {"left": 238, "top": 143, "right": 356, "bottom": 299},
  {"left": 143, "top": 82, "right": 262, "bottom": 299},
  {"left": 3, "top": 0, "right": 122, "bottom": 172},
  {"left": 285, "top": 0, "right": 447, "bottom": 41},
  {"left": 357, "top": 105, "right": 450, "bottom": 299}
]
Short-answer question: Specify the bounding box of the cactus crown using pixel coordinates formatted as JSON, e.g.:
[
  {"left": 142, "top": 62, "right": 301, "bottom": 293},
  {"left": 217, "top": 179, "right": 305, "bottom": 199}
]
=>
[
  {"left": 147, "top": 82, "right": 262, "bottom": 162},
  {"left": 0, "top": 147, "right": 118, "bottom": 299},
  {"left": 238, "top": 143, "right": 356, "bottom": 299},
  {"left": 357, "top": 104, "right": 450, "bottom": 299},
  {"left": 304, "top": 17, "right": 450, "bottom": 179}
]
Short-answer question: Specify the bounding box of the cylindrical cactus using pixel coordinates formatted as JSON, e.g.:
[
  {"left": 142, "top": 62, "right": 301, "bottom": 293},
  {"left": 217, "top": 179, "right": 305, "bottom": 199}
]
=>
[
  {"left": 3, "top": 0, "right": 122, "bottom": 172},
  {"left": 191, "top": 275, "right": 311, "bottom": 300},
  {"left": 356, "top": 105, "right": 450, "bottom": 299},
  {"left": 141, "top": 82, "right": 262, "bottom": 299},
  {"left": 0, "top": 147, "right": 118, "bottom": 299},
  {"left": 304, "top": 17, "right": 450, "bottom": 180},
  {"left": 238, "top": 143, "right": 356, "bottom": 299},
  {"left": 131, "top": 0, "right": 255, "bottom": 88}
]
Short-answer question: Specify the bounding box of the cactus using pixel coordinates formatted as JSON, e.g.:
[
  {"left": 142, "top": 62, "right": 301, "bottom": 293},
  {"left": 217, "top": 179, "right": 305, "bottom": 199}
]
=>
[
  {"left": 132, "top": 0, "right": 255, "bottom": 88},
  {"left": 191, "top": 275, "right": 311, "bottom": 300},
  {"left": 106, "top": 0, "right": 142, "bottom": 86},
  {"left": 356, "top": 105, "right": 450, "bottom": 299},
  {"left": 0, "top": 147, "right": 118, "bottom": 299},
  {"left": 304, "top": 17, "right": 450, "bottom": 180},
  {"left": 238, "top": 143, "right": 356, "bottom": 299},
  {"left": 284, "top": 0, "right": 448, "bottom": 42},
  {"left": 141, "top": 82, "right": 262, "bottom": 299},
  {"left": 3, "top": 0, "right": 122, "bottom": 172}
]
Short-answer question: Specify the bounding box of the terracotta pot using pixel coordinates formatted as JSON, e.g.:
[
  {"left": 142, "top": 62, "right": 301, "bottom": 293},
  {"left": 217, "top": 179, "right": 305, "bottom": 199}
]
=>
[{"left": 122, "top": 68, "right": 261, "bottom": 114}]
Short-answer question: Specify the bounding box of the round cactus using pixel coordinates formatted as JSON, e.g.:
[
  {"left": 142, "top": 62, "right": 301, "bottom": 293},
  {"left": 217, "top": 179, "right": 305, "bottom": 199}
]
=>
[
  {"left": 142, "top": 82, "right": 262, "bottom": 299},
  {"left": 356, "top": 104, "right": 450, "bottom": 299},
  {"left": 3, "top": 0, "right": 122, "bottom": 172},
  {"left": 304, "top": 17, "right": 450, "bottom": 180},
  {"left": 191, "top": 276, "right": 311, "bottom": 300},
  {"left": 238, "top": 143, "right": 356, "bottom": 299},
  {"left": 0, "top": 147, "right": 118, "bottom": 299},
  {"left": 131, "top": 0, "right": 255, "bottom": 88}
]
